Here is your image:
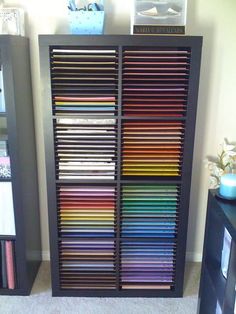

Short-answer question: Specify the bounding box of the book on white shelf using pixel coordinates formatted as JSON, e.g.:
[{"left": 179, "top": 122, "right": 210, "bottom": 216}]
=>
[
  {"left": 0, "top": 69, "right": 5, "bottom": 112},
  {"left": 0, "top": 140, "right": 7, "bottom": 157},
  {"left": 0, "top": 182, "right": 16, "bottom": 236}
]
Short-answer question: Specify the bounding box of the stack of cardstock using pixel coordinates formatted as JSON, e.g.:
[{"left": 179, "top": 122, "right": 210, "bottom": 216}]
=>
[
  {"left": 122, "top": 121, "right": 184, "bottom": 176},
  {"left": 122, "top": 49, "right": 190, "bottom": 117},
  {"left": 50, "top": 48, "right": 118, "bottom": 116},
  {"left": 58, "top": 185, "right": 116, "bottom": 237},
  {"left": 53, "top": 96, "right": 117, "bottom": 115},
  {"left": 0, "top": 240, "right": 16, "bottom": 289},
  {"left": 121, "top": 185, "right": 179, "bottom": 238},
  {"left": 121, "top": 241, "right": 176, "bottom": 290},
  {"left": 55, "top": 119, "right": 117, "bottom": 179},
  {"left": 59, "top": 239, "right": 116, "bottom": 289}
]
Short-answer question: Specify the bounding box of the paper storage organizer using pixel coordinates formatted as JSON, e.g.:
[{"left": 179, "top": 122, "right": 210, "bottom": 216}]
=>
[{"left": 39, "top": 35, "right": 202, "bottom": 297}]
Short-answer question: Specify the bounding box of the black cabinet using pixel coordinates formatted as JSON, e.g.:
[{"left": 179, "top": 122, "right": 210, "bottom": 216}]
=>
[
  {"left": 0, "top": 36, "right": 41, "bottom": 295},
  {"left": 198, "top": 191, "right": 236, "bottom": 313},
  {"left": 39, "top": 35, "right": 202, "bottom": 297}
]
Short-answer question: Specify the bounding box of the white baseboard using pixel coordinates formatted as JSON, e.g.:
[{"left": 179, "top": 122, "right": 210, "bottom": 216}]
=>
[
  {"left": 42, "top": 250, "right": 202, "bottom": 263},
  {"left": 42, "top": 251, "right": 50, "bottom": 261},
  {"left": 186, "top": 251, "right": 202, "bottom": 262}
]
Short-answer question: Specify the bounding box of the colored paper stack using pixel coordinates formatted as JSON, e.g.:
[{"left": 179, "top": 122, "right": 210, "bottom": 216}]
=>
[
  {"left": 122, "top": 48, "right": 190, "bottom": 117},
  {"left": 122, "top": 121, "right": 184, "bottom": 177},
  {"left": 121, "top": 241, "right": 176, "bottom": 289},
  {"left": 121, "top": 185, "right": 179, "bottom": 238},
  {"left": 58, "top": 185, "right": 116, "bottom": 289},
  {"left": 58, "top": 185, "right": 116, "bottom": 237},
  {"left": 120, "top": 184, "right": 178, "bottom": 289},
  {"left": 51, "top": 48, "right": 118, "bottom": 116},
  {"left": 60, "top": 240, "right": 116, "bottom": 289}
]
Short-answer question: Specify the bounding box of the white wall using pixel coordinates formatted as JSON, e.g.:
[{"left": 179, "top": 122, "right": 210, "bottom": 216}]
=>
[{"left": 3, "top": 0, "right": 236, "bottom": 261}]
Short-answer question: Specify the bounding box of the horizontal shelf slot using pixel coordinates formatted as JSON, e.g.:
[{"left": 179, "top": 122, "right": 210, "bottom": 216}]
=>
[{"left": 58, "top": 236, "right": 177, "bottom": 243}]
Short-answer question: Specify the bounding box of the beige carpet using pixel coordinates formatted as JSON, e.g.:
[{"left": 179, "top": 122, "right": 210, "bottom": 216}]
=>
[{"left": 0, "top": 262, "right": 200, "bottom": 314}]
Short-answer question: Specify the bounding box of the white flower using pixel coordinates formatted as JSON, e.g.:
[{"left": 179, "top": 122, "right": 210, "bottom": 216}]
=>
[
  {"left": 209, "top": 176, "right": 219, "bottom": 189},
  {"left": 226, "top": 150, "right": 236, "bottom": 157},
  {"left": 214, "top": 167, "right": 224, "bottom": 177},
  {"left": 207, "top": 161, "right": 217, "bottom": 172},
  {"left": 221, "top": 138, "right": 236, "bottom": 152}
]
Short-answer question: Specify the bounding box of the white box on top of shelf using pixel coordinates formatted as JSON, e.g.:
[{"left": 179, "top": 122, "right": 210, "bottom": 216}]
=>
[
  {"left": 0, "top": 182, "right": 15, "bottom": 236},
  {"left": 131, "top": 0, "right": 187, "bottom": 34},
  {"left": 0, "top": 8, "right": 24, "bottom": 36}
]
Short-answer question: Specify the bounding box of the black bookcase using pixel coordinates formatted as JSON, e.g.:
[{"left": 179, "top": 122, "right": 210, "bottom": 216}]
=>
[
  {"left": 39, "top": 35, "right": 202, "bottom": 297},
  {"left": 0, "top": 36, "right": 41, "bottom": 295},
  {"left": 198, "top": 191, "right": 236, "bottom": 313}
]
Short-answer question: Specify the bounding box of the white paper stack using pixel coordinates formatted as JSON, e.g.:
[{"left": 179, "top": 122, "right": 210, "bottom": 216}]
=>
[{"left": 0, "top": 182, "right": 15, "bottom": 235}]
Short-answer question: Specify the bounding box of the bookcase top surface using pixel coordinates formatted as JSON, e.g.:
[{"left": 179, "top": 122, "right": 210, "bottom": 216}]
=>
[
  {"left": 0, "top": 35, "right": 28, "bottom": 44},
  {"left": 38, "top": 34, "right": 203, "bottom": 47}
]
